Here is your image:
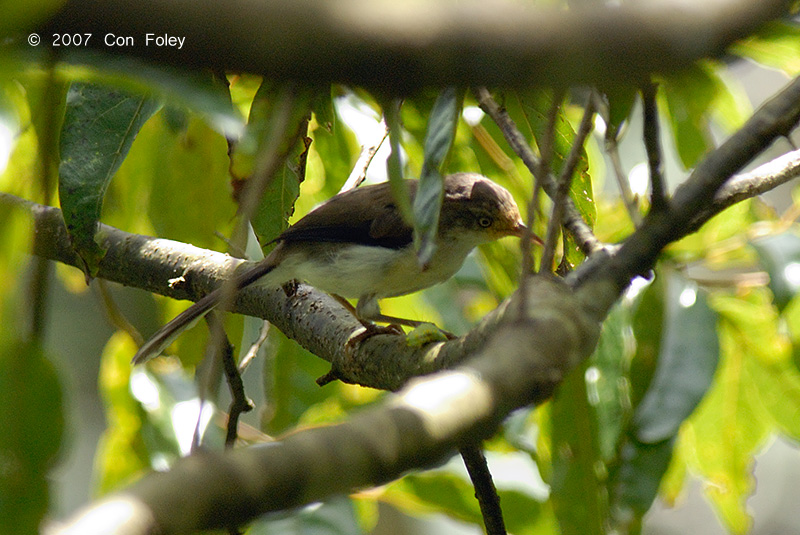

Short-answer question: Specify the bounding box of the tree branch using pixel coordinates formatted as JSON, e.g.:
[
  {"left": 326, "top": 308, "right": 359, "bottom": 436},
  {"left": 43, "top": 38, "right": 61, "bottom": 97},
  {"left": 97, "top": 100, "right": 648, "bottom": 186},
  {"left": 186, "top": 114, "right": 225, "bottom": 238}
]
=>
[
  {"left": 1, "top": 193, "right": 541, "bottom": 391},
  {"left": 577, "top": 75, "right": 800, "bottom": 292},
  {"left": 641, "top": 81, "right": 668, "bottom": 212},
  {"left": 49, "top": 276, "right": 604, "bottom": 535},
  {"left": 34, "top": 0, "right": 793, "bottom": 93},
  {"left": 473, "top": 87, "right": 603, "bottom": 256}
]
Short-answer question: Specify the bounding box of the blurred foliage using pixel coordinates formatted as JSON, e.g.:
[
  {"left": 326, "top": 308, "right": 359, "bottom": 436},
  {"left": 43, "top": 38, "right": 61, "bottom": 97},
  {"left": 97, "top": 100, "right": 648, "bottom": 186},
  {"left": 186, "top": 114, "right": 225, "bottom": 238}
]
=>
[{"left": 1, "top": 13, "right": 800, "bottom": 535}]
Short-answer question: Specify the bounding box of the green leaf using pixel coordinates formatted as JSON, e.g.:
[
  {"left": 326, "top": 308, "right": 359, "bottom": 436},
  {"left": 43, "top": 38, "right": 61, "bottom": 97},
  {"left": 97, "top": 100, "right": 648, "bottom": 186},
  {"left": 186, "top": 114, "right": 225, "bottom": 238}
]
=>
[
  {"left": 681, "top": 320, "right": 773, "bottom": 534},
  {"left": 229, "top": 81, "right": 311, "bottom": 242},
  {"left": 630, "top": 275, "right": 664, "bottom": 409},
  {"left": 516, "top": 90, "right": 595, "bottom": 226},
  {"left": 383, "top": 470, "right": 550, "bottom": 535},
  {"left": 246, "top": 496, "right": 362, "bottom": 535},
  {"left": 550, "top": 362, "right": 607, "bottom": 535},
  {"left": 58, "top": 50, "right": 243, "bottom": 137},
  {"left": 602, "top": 86, "right": 638, "bottom": 141},
  {"left": 659, "top": 67, "right": 715, "bottom": 169},
  {"left": 610, "top": 272, "right": 719, "bottom": 529},
  {"left": 712, "top": 289, "right": 791, "bottom": 367},
  {"left": 588, "top": 303, "right": 633, "bottom": 461},
  {"left": 659, "top": 63, "right": 750, "bottom": 169},
  {"left": 732, "top": 21, "right": 800, "bottom": 76},
  {"left": 633, "top": 271, "right": 720, "bottom": 443},
  {"left": 611, "top": 437, "right": 675, "bottom": 528},
  {"left": 94, "top": 333, "right": 150, "bottom": 495},
  {"left": 264, "top": 329, "right": 333, "bottom": 435},
  {"left": 750, "top": 232, "right": 800, "bottom": 311},
  {"left": 414, "top": 87, "right": 462, "bottom": 266},
  {"left": 383, "top": 98, "right": 414, "bottom": 225},
  {"left": 512, "top": 89, "right": 595, "bottom": 268},
  {"left": 0, "top": 340, "right": 64, "bottom": 535},
  {"left": 58, "top": 82, "right": 160, "bottom": 275},
  {"left": 311, "top": 86, "right": 335, "bottom": 133}
]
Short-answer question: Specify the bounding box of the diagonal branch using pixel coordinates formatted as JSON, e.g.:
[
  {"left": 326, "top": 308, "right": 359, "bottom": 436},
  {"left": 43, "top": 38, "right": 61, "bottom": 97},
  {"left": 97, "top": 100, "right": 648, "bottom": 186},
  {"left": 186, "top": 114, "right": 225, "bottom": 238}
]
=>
[
  {"left": 473, "top": 87, "right": 603, "bottom": 256},
  {"left": 576, "top": 75, "right": 800, "bottom": 293},
  {"left": 49, "top": 276, "right": 604, "bottom": 535}
]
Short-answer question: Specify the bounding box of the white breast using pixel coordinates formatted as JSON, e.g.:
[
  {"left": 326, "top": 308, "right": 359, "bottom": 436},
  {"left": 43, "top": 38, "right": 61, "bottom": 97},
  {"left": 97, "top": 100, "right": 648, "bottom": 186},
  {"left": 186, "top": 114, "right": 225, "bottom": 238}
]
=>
[{"left": 262, "top": 239, "right": 476, "bottom": 300}]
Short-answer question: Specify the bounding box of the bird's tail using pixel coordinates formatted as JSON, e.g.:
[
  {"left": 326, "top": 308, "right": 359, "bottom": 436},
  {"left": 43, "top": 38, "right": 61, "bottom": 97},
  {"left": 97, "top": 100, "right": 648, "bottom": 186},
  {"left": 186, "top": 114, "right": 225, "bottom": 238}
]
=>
[{"left": 132, "top": 258, "right": 278, "bottom": 365}]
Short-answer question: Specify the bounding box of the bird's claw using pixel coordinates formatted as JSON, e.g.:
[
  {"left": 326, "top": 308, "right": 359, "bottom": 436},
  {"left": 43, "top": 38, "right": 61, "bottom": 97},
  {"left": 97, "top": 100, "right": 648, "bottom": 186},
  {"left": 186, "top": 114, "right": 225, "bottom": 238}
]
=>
[{"left": 345, "top": 322, "right": 404, "bottom": 352}]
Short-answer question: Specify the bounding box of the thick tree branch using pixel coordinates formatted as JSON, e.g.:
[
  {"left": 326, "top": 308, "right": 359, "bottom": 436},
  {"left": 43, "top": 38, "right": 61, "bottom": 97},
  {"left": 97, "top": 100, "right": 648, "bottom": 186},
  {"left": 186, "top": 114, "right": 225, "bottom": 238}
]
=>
[
  {"left": 31, "top": 0, "right": 792, "bottom": 93},
  {"left": 50, "top": 276, "right": 604, "bottom": 535}
]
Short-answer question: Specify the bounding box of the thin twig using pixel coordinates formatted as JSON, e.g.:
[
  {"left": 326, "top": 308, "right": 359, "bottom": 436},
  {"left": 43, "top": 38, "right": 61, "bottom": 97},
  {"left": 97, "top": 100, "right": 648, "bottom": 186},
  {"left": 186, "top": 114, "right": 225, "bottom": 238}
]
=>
[
  {"left": 205, "top": 313, "right": 255, "bottom": 448},
  {"left": 687, "top": 147, "right": 800, "bottom": 232},
  {"left": 340, "top": 123, "right": 390, "bottom": 193},
  {"left": 239, "top": 321, "right": 271, "bottom": 374},
  {"left": 641, "top": 81, "right": 668, "bottom": 212},
  {"left": 517, "top": 89, "right": 563, "bottom": 314},
  {"left": 202, "top": 86, "right": 305, "bottom": 405},
  {"left": 96, "top": 279, "right": 145, "bottom": 346},
  {"left": 28, "top": 64, "right": 61, "bottom": 343},
  {"left": 541, "top": 98, "right": 596, "bottom": 272},
  {"left": 460, "top": 445, "right": 506, "bottom": 535},
  {"left": 605, "top": 132, "right": 643, "bottom": 226},
  {"left": 473, "top": 87, "right": 602, "bottom": 256}
]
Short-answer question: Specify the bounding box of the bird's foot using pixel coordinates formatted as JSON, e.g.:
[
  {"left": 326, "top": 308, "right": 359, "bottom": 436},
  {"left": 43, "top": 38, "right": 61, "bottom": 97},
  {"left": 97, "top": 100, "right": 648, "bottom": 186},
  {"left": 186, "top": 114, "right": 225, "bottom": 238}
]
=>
[{"left": 345, "top": 321, "right": 405, "bottom": 352}]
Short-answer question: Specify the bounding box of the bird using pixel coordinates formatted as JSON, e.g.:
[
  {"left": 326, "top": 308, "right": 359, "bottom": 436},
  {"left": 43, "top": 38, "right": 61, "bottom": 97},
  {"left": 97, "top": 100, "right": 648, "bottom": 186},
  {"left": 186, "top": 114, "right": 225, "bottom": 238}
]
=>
[{"left": 132, "top": 173, "right": 533, "bottom": 365}]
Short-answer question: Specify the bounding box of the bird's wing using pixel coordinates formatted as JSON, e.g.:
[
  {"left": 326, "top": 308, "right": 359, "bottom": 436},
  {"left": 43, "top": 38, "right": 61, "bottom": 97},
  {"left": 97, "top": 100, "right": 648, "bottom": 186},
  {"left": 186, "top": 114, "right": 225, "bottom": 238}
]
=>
[{"left": 277, "top": 182, "right": 415, "bottom": 249}]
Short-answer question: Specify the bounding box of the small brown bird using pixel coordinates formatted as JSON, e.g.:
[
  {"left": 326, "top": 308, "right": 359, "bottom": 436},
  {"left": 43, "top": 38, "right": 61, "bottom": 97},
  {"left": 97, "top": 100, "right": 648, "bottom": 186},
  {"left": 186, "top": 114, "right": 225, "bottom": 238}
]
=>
[{"left": 133, "top": 173, "right": 531, "bottom": 364}]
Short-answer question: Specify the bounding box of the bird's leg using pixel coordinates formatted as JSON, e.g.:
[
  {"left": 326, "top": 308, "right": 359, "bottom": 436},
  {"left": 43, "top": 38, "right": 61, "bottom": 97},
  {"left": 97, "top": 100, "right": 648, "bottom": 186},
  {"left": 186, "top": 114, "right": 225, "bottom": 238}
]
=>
[
  {"left": 331, "top": 294, "right": 404, "bottom": 340},
  {"left": 349, "top": 295, "right": 455, "bottom": 348}
]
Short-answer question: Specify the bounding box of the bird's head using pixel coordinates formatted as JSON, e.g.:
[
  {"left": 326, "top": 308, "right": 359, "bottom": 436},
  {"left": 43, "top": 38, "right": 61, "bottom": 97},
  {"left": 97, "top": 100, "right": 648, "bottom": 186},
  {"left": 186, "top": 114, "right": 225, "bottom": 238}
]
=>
[{"left": 439, "top": 173, "right": 536, "bottom": 245}]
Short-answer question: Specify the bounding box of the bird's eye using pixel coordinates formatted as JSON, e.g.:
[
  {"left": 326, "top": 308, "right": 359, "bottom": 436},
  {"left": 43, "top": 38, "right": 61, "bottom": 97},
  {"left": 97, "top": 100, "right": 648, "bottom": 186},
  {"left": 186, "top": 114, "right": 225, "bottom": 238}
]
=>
[{"left": 478, "top": 216, "right": 493, "bottom": 228}]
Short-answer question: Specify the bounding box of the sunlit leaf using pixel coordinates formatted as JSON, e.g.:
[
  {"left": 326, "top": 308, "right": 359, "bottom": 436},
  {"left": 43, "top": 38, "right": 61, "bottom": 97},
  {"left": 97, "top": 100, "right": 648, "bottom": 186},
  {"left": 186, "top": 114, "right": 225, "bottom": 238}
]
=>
[
  {"left": 732, "top": 21, "right": 800, "bottom": 76},
  {"left": 658, "top": 62, "right": 750, "bottom": 169},
  {"left": 58, "top": 82, "right": 160, "bottom": 275},
  {"left": 117, "top": 114, "right": 236, "bottom": 248},
  {"left": 681, "top": 321, "right": 772, "bottom": 535},
  {"left": 94, "top": 332, "right": 149, "bottom": 495}
]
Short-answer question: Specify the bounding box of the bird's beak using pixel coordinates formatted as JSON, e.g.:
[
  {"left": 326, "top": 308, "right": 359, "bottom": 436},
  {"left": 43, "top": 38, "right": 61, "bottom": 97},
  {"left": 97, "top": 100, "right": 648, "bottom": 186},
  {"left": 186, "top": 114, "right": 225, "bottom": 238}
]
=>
[{"left": 511, "top": 220, "right": 543, "bottom": 245}]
